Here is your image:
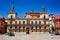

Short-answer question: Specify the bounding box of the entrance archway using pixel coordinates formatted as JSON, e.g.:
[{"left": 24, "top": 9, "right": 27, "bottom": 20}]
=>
[{"left": 26, "top": 28, "right": 30, "bottom": 34}]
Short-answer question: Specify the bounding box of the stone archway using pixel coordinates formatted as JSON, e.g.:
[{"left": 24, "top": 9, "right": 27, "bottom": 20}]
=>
[{"left": 26, "top": 28, "right": 30, "bottom": 34}]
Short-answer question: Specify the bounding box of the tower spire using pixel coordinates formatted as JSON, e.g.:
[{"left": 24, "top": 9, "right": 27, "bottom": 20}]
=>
[
  {"left": 42, "top": 0, "right": 45, "bottom": 12},
  {"left": 32, "top": 8, "right": 34, "bottom": 12},
  {"left": 12, "top": 0, "right": 14, "bottom": 12}
]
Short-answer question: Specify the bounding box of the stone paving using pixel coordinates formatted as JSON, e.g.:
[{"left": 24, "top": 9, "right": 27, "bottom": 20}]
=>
[{"left": 0, "top": 33, "right": 60, "bottom": 40}]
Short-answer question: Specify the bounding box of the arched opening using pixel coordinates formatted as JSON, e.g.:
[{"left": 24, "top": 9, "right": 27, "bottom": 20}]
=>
[
  {"left": 44, "top": 15, "right": 46, "bottom": 19},
  {"left": 26, "top": 28, "right": 30, "bottom": 34},
  {"left": 11, "top": 15, "right": 13, "bottom": 19}
]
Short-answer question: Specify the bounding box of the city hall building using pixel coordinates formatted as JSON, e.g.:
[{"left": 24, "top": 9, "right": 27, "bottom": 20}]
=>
[{"left": 5, "top": 3, "right": 49, "bottom": 34}]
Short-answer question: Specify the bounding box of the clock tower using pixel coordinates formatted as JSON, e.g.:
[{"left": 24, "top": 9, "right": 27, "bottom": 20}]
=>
[{"left": 8, "top": 1, "right": 17, "bottom": 19}]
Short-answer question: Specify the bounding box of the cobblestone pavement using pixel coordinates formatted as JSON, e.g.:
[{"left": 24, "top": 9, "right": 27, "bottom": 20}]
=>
[{"left": 0, "top": 33, "right": 60, "bottom": 40}]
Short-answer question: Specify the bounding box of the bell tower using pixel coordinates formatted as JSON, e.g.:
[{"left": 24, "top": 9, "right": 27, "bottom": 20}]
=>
[{"left": 8, "top": 0, "right": 17, "bottom": 19}]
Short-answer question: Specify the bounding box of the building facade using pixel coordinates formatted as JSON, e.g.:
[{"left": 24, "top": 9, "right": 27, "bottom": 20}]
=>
[
  {"left": 54, "top": 16, "right": 60, "bottom": 34},
  {"left": 5, "top": 3, "right": 49, "bottom": 34},
  {"left": 0, "top": 17, "right": 7, "bottom": 34},
  {"left": 49, "top": 14, "right": 55, "bottom": 33}
]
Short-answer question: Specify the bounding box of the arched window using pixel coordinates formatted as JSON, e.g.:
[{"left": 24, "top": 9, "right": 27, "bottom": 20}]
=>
[
  {"left": 10, "top": 21, "right": 12, "bottom": 24},
  {"left": 19, "top": 21, "right": 21, "bottom": 24},
  {"left": 19, "top": 26, "right": 21, "bottom": 32},
  {"left": 44, "top": 26, "right": 46, "bottom": 32},
  {"left": 31, "top": 26, "right": 33, "bottom": 32},
  {"left": 23, "top": 21, "right": 25, "bottom": 24},
  {"left": 36, "top": 26, "right": 37, "bottom": 29},
  {"left": 44, "top": 15, "right": 46, "bottom": 19},
  {"left": 11, "top": 15, "right": 13, "bottom": 18},
  {"left": 31, "top": 21, "right": 33, "bottom": 24},
  {"left": 15, "top": 26, "right": 17, "bottom": 32},
  {"left": 23, "top": 26, "right": 25, "bottom": 32},
  {"left": 39, "top": 21, "right": 41, "bottom": 24},
  {"left": 35, "top": 21, "right": 37, "bottom": 24},
  {"left": 15, "top": 21, "right": 17, "bottom": 24},
  {"left": 35, "top": 26, "right": 37, "bottom": 32},
  {"left": 39, "top": 26, "right": 41, "bottom": 32},
  {"left": 44, "top": 21, "right": 46, "bottom": 25}
]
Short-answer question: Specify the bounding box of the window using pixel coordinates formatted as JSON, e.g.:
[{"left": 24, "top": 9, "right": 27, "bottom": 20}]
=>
[
  {"left": 31, "top": 26, "right": 33, "bottom": 29},
  {"left": 19, "top": 26, "right": 21, "bottom": 32},
  {"left": 11, "top": 15, "right": 13, "bottom": 18},
  {"left": 39, "top": 21, "right": 41, "bottom": 24},
  {"left": 10, "top": 21, "right": 12, "bottom": 24},
  {"left": 23, "top": 26, "right": 25, "bottom": 32},
  {"left": 31, "top": 26, "right": 33, "bottom": 32},
  {"left": 19, "top": 21, "right": 21, "bottom": 24},
  {"left": 31, "top": 21, "right": 33, "bottom": 24},
  {"left": 44, "top": 15, "right": 46, "bottom": 19},
  {"left": 39, "top": 26, "right": 41, "bottom": 32},
  {"left": 15, "top": 21, "right": 17, "bottom": 24},
  {"left": 15, "top": 26, "right": 17, "bottom": 29},
  {"left": 10, "top": 21, "right": 12, "bottom": 29},
  {"left": 44, "top": 26, "right": 46, "bottom": 32},
  {"left": 35, "top": 21, "right": 37, "bottom": 24},
  {"left": 23, "top": 21, "right": 25, "bottom": 24},
  {"left": 36, "top": 26, "right": 37, "bottom": 29},
  {"left": 15, "top": 26, "right": 17, "bottom": 32},
  {"left": 19, "top": 26, "right": 21, "bottom": 29},
  {"left": 44, "top": 21, "right": 46, "bottom": 25},
  {"left": 36, "top": 26, "right": 37, "bottom": 32}
]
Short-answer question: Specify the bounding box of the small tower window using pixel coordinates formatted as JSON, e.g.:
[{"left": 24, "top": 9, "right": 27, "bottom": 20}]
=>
[
  {"left": 11, "top": 15, "right": 13, "bottom": 18},
  {"left": 44, "top": 15, "right": 46, "bottom": 19}
]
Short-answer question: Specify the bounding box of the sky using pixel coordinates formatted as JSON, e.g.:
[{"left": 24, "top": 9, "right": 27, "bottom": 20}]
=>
[{"left": 0, "top": 0, "right": 60, "bottom": 18}]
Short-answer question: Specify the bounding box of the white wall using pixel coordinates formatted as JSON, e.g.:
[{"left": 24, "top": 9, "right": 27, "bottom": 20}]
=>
[
  {"left": 8, "top": 14, "right": 16, "bottom": 18},
  {"left": 25, "top": 15, "right": 32, "bottom": 18},
  {"left": 40, "top": 14, "right": 49, "bottom": 19}
]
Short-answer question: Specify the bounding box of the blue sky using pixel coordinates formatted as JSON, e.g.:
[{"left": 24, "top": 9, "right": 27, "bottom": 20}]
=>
[{"left": 0, "top": 0, "right": 60, "bottom": 18}]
